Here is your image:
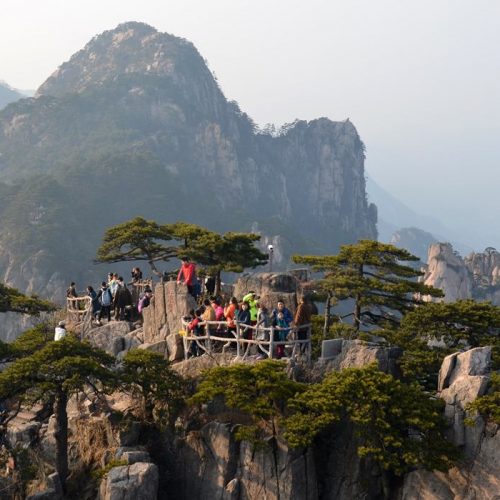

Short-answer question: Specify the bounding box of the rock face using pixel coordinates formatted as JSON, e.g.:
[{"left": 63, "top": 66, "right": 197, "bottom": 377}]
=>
[
  {"left": 142, "top": 281, "right": 196, "bottom": 343},
  {"left": 233, "top": 272, "right": 305, "bottom": 314},
  {"left": 317, "top": 339, "right": 402, "bottom": 376},
  {"left": 422, "top": 243, "right": 500, "bottom": 304},
  {"left": 421, "top": 243, "right": 472, "bottom": 301},
  {"left": 401, "top": 347, "right": 499, "bottom": 500},
  {"left": 174, "top": 421, "right": 383, "bottom": 500},
  {"left": 98, "top": 462, "right": 159, "bottom": 500},
  {"left": 0, "top": 21, "right": 376, "bottom": 302}
]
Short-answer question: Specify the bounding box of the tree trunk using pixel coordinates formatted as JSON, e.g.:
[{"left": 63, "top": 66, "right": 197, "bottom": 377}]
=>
[
  {"left": 353, "top": 263, "right": 363, "bottom": 334},
  {"left": 323, "top": 293, "right": 332, "bottom": 338},
  {"left": 148, "top": 259, "right": 163, "bottom": 278},
  {"left": 354, "top": 294, "right": 361, "bottom": 334},
  {"left": 54, "top": 388, "right": 69, "bottom": 492},
  {"left": 215, "top": 271, "right": 222, "bottom": 297}
]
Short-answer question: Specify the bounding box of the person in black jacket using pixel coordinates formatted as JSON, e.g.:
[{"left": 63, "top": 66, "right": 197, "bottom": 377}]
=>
[{"left": 113, "top": 277, "right": 133, "bottom": 321}]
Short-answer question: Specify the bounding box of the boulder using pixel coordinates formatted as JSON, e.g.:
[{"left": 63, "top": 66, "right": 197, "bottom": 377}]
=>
[
  {"left": 83, "top": 321, "right": 133, "bottom": 356},
  {"left": 121, "top": 450, "right": 151, "bottom": 464},
  {"left": 167, "top": 333, "right": 184, "bottom": 361},
  {"left": 400, "top": 347, "right": 499, "bottom": 499},
  {"left": 314, "top": 339, "right": 401, "bottom": 378},
  {"left": 98, "top": 462, "right": 158, "bottom": 500},
  {"left": 142, "top": 281, "right": 196, "bottom": 342},
  {"left": 233, "top": 272, "right": 301, "bottom": 313},
  {"left": 137, "top": 340, "right": 168, "bottom": 357}
]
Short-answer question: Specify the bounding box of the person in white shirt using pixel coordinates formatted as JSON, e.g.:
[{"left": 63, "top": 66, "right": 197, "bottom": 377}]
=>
[{"left": 54, "top": 321, "right": 67, "bottom": 341}]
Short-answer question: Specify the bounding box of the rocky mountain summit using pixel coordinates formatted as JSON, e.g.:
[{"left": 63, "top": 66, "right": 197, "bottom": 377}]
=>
[
  {"left": 422, "top": 243, "right": 500, "bottom": 304},
  {"left": 0, "top": 22, "right": 376, "bottom": 309}
]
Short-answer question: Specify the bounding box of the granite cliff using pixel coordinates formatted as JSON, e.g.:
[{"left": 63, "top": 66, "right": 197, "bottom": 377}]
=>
[
  {"left": 0, "top": 22, "right": 376, "bottom": 313},
  {"left": 422, "top": 243, "right": 500, "bottom": 304}
]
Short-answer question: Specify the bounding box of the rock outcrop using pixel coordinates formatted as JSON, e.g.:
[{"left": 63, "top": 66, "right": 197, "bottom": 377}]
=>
[
  {"left": 421, "top": 243, "right": 472, "bottom": 301},
  {"left": 98, "top": 462, "right": 159, "bottom": 500},
  {"left": 400, "top": 347, "right": 499, "bottom": 500},
  {"left": 422, "top": 243, "right": 500, "bottom": 305},
  {"left": 0, "top": 21, "right": 376, "bottom": 303}
]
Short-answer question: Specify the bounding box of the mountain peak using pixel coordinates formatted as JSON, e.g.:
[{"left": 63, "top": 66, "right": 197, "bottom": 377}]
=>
[{"left": 36, "top": 22, "right": 202, "bottom": 98}]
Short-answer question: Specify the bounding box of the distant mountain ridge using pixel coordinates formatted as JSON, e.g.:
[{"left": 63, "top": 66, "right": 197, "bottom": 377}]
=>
[
  {"left": 0, "top": 22, "right": 376, "bottom": 305},
  {"left": 0, "top": 81, "right": 25, "bottom": 110}
]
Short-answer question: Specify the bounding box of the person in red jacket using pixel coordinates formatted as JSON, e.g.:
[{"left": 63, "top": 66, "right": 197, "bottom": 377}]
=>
[{"left": 177, "top": 258, "right": 197, "bottom": 297}]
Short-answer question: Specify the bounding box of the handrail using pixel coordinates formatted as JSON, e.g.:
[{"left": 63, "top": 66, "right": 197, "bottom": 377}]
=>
[{"left": 181, "top": 320, "right": 312, "bottom": 363}]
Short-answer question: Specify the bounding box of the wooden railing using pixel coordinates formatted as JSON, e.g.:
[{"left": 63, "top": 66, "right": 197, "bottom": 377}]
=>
[
  {"left": 66, "top": 296, "right": 93, "bottom": 334},
  {"left": 181, "top": 320, "right": 312, "bottom": 363}
]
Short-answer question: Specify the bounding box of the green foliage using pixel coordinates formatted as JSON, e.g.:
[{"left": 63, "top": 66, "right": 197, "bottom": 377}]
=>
[
  {"left": 92, "top": 459, "right": 128, "bottom": 480},
  {"left": 0, "top": 282, "right": 56, "bottom": 315},
  {"left": 120, "top": 349, "right": 186, "bottom": 428},
  {"left": 293, "top": 240, "right": 443, "bottom": 332},
  {"left": 179, "top": 229, "right": 268, "bottom": 293},
  {"left": 466, "top": 372, "right": 500, "bottom": 425},
  {"left": 0, "top": 336, "right": 115, "bottom": 403},
  {"left": 10, "top": 323, "right": 53, "bottom": 357},
  {"left": 309, "top": 315, "right": 356, "bottom": 359},
  {"left": 96, "top": 217, "right": 177, "bottom": 275},
  {"left": 387, "top": 300, "right": 500, "bottom": 386},
  {"left": 399, "top": 300, "right": 500, "bottom": 349},
  {"left": 191, "top": 360, "right": 304, "bottom": 443},
  {"left": 284, "top": 364, "right": 457, "bottom": 475}
]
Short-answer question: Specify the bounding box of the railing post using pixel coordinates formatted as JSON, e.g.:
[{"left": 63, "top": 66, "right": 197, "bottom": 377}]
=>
[
  {"left": 269, "top": 326, "right": 274, "bottom": 359},
  {"left": 206, "top": 324, "right": 211, "bottom": 354},
  {"left": 236, "top": 323, "right": 241, "bottom": 358}
]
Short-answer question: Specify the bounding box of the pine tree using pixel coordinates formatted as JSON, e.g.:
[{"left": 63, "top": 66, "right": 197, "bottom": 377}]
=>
[
  {"left": 0, "top": 283, "right": 55, "bottom": 315},
  {"left": 0, "top": 337, "right": 115, "bottom": 491},
  {"left": 96, "top": 216, "right": 177, "bottom": 277},
  {"left": 180, "top": 231, "right": 268, "bottom": 295},
  {"left": 293, "top": 240, "right": 443, "bottom": 334}
]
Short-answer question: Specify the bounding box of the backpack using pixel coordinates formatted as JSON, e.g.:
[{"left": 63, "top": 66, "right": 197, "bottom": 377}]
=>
[{"left": 100, "top": 288, "right": 112, "bottom": 307}]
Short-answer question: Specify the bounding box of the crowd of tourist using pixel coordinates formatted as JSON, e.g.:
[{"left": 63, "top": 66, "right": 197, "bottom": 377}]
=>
[
  {"left": 63, "top": 257, "right": 315, "bottom": 360},
  {"left": 64, "top": 267, "right": 153, "bottom": 333},
  {"left": 184, "top": 292, "right": 315, "bottom": 359}
]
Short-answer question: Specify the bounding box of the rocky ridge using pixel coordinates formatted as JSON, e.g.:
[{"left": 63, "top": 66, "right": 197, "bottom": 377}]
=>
[{"left": 0, "top": 22, "right": 376, "bottom": 315}]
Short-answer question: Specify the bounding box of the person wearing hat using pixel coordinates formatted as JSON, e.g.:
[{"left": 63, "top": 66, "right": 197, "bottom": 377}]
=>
[{"left": 54, "top": 321, "right": 67, "bottom": 341}]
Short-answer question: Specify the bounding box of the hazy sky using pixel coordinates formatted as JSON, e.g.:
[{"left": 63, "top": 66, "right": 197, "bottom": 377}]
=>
[{"left": 1, "top": 0, "right": 499, "bottom": 250}]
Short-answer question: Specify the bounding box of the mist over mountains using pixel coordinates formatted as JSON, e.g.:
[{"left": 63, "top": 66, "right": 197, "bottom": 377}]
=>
[{"left": 0, "top": 22, "right": 377, "bottom": 301}]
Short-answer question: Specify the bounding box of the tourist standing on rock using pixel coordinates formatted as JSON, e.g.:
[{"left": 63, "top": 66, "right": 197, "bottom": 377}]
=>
[
  {"left": 131, "top": 267, "right": 143, "bottom": 282},
  {"left": 272, "top": 300, "right": 293, "bottom": 326},
  {"left": 201, "top": 298, "right": 216, "bottom": 322},
  {"left": 242, "top": 291, "right": 259, "bottom": 325},
  {"left": 177, "top": 257, "right": 197, "bottom": 297},
  {"left": 86, "top": 285, "right": 101, "bottom": 321},
  {"left": 109, "top": 273, "right": 120, "bottom": 298},
  {"left": 274, "top": 312, "right": 290, "bottom": 359},
  {"left": 224, "top": 297, "right": 239, "bottom": 334},
  {"left": 138, "top": 289, "right": 153, "bottom": 315},
  {"left": 54, "top": 321, "right": 67, "bottom": 341},
  {"left": 237, "top": 301, "right": 252, "bottom": 339},
  {"left": 66, "top": 282, "right": 77, "bottom": 299},
  {"left": 294, "top": 296, "right": 312, "bottom": 353},
  {"left": 113, "top": 277, "right": 133, "bottom": 321},
  {"left": 187, "top": 308, "right": 204, "bottom": 357},
  {"left": 97, "top": 282, "right": 112, "bottom": 325}
]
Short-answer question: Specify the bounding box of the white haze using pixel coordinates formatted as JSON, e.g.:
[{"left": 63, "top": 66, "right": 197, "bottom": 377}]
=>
[{"left": 1, "top": 0, "right": 499, "bottom": 251}]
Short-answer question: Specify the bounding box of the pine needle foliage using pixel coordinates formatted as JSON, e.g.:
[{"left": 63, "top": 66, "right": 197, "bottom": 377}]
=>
[
  {"left": 190, "top": 360, "right": 304, "bottom": 443},
  {"left": 284, "top": 364, "right": 458, "bottom": 475},
  {"left": 0, "top": 282, "right": 56, "bottom": 315},
  {"left": 293, "top": 240, "right": 443, "bottom": 332}
]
